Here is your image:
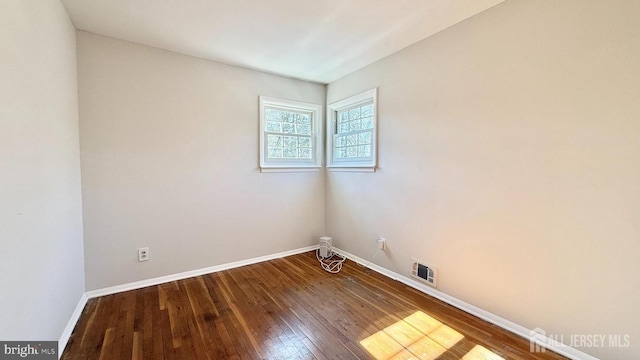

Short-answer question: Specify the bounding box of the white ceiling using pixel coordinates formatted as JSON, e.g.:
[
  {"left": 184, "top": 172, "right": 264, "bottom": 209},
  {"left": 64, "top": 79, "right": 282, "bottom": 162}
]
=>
[{"left": 61, "top": 0, "right": 506, "bottom": 84}]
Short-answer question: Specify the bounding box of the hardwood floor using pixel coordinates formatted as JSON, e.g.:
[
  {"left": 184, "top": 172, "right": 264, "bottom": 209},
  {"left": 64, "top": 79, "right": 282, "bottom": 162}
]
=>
[{"left": 62, "top": 251, "right": 568, "bottom": 360}]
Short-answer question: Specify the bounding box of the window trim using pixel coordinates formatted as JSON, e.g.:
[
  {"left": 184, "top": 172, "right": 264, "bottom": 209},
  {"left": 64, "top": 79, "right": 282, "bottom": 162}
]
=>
[
  {"left": 259, "top": 96, "right": 323, "bottom": 172},
  {"left": 326, "top": 88, "right": 378, "bottom": 171}
]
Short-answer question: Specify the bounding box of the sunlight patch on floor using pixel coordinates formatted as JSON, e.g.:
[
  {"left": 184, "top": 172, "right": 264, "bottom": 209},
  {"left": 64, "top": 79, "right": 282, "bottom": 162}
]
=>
[
  {"left": 360, "top": 311, "right": 464, "bottom": 360},
  {"left": 462, "top": 345, "right": 505, "bottom": 360},
  {"left": 361, "top": 311, "right": 505, "bottom": 360}
]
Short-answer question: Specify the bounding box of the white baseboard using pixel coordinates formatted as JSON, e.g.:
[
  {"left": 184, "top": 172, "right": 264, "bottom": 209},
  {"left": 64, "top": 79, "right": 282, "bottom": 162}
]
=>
[
  {"left": 58, "top": 292, "right": 88, "bottom": 358},
  {"left": 60, "top": 244, "right": 595, "bottom": 360},
  {"left": 85, "top": 245, "right": 319, "bottom": 299},
  {"left": 59, "top": 245, "right": 318, "bottom": 357},
  {"left": 331, "top": 247, "right": 598, "bottom": 360}
]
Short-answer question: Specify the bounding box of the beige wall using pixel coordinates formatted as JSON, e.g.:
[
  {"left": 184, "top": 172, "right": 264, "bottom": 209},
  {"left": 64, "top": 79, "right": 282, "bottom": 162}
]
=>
[
  {"left": 6, "top": 1, "right": 635, "bottom": 357},
  {"left": 0, "top": 0, "right": 85, "bottom": 342},
  {"left": 326, "top": 1, "right": 640, "bottom": 359},
  {"left": 77, "top": 32, "right": 326, "bottom": 290}
]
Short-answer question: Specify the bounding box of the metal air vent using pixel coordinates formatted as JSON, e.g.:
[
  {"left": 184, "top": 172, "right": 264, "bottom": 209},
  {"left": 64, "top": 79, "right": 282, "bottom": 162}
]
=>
[{"left": 411, "top": 258, "right": 437, "bottom": 287}]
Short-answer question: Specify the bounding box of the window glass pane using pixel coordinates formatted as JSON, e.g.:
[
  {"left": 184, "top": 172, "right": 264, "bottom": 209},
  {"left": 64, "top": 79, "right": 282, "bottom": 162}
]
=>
[
  {"left": 261, "top": 97, "right": 321, "bottom": 168},
  {"left": 266, "top": 109, "right": 282, "bottom": 121},
  {"left": 267, "top": 135, "right": 282, "bottom": 146},
  {"left": 298, "top": 137, "right": 311, "bottom": 148},
  {"left": 299, "top": 148, "right": 312, "bottom": 159},
  {"left": 361, "top": 103, "right": 373, "bottom": 117},
  {"left": 282, "top": 112, "right": 294, "bottom": 123},
  {"left": 283, "top": 147, "right": 297, "bottom": 158},
  {"left": 283, "top": 136, "right": 298, "bottom": 147},
  {"left": 266, "top": 121, "right": 282, "bottom": 132},
  {"left": 361, "top": 117, "right": 374, "bottom": 129},
  {"left": 358, "top": 132, "right": 372, "bottom": 144},
  {"left": 297, "top": 125, "right": 312, "bottom": 135},
  {"left": 327, "top": 89, "right": 376, "bottom": 167},
  {"left": 339, "top": 111, "right": 349, "bottom": 123},
  {"left": 347, "top": 134, "right": 358, "bottom": 146},
  {"left": 296, "top": 113, "right": 311, "bottom": 125},
  {"left": 349, "top": 107, "right": 360, "bottom": 120},
  {"left": 358, "top": 145, "right": 371, "bottom": 157},
  {"left": 268, "top": 147, "right": 283, "bottom": 158},
  {"left": 347, "top": 146, "right": 358, "bottom": 157}
]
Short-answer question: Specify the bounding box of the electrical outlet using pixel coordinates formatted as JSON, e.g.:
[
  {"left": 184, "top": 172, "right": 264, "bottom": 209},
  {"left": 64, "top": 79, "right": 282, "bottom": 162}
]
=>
[
  {"left": 138, "top": 247, "right": 149, "bottom": 262},
  {"left": 378, "top": 237, "right": 386, "bottom": 250}
]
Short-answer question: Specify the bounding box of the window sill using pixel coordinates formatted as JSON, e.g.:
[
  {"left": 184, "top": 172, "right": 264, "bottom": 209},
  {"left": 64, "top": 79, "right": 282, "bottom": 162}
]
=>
[
  {"left": 260, "top": 167, "right": 321, "bottom": 173},
  {"left": 327, "top": 166, "right": 376, "bottom": 173}
]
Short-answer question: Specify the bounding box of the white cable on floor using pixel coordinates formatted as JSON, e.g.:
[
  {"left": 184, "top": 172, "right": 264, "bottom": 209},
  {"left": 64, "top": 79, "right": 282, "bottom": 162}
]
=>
[{"left": 316, "top": 242, "right": 346, "bottom": 273}]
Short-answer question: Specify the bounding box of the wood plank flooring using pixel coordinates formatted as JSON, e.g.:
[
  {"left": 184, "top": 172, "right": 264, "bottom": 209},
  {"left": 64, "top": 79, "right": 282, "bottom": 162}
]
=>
[{"left": 62, "top": 251, "right": 568, "bottom": 360}]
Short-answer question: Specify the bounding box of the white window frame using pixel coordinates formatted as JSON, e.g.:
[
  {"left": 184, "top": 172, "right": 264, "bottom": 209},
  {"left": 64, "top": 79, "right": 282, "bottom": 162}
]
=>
[
  {"left": 326, "top": 88, "right": 378, "bottom": 171},
  {"left": 259, "top": 96, "right": 323, "bottom": 172}
]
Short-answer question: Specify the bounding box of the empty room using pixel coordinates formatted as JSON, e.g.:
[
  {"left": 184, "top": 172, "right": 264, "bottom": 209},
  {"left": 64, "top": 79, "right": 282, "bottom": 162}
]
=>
[{"left": 1, "top": 0, "right": 639, "bottom": 359}]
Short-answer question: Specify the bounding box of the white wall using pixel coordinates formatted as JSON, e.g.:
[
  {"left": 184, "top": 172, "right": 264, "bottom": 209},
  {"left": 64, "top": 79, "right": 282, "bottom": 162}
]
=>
[
  {"left": 0, "top": 0, "right": 85, "bottom": 342},
  {"left": 326, "top": 1, "right": 640, "bottom": 359},
  {"left": 77, "top": 32, "right": 326, "bottom": 290}
]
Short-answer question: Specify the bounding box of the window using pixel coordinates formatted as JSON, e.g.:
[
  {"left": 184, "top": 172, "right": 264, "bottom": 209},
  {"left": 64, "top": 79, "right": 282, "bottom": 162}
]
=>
[
  {"left": 259, "top": 96, "right": 322, "bottom": 171},
  {"left": 326, "top": 88, "right": 377, "bottom": 170}
]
